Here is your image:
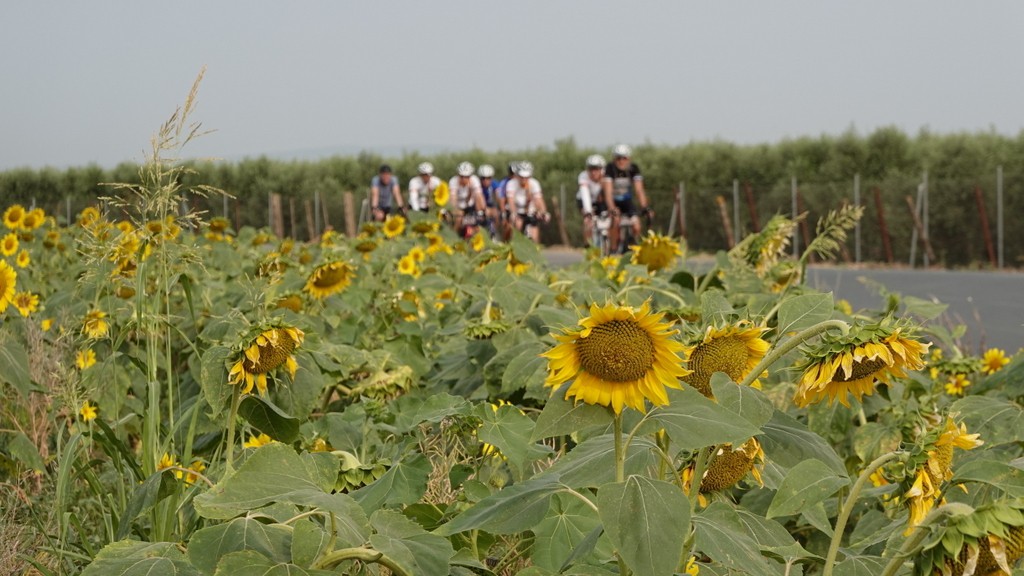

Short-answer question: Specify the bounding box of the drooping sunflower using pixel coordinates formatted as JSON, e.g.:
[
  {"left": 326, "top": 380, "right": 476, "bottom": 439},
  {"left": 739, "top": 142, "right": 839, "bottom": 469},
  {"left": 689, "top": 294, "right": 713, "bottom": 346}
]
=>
[
  {"left": 683, "top": 437, "right": 765, "bottom": 505},
  {"left": 683, "top": 323, "right": 770, "bottom": 398},
  {"left": 304, "top": 261, "right": 356, "bottom": 300},
  {"left": 542, "top": 301, "right": 692, "bottom": 414},
  {"left": 630, "top": 231, "right": 684, "bottom": 272},
  {"left": 1, "top": 233, "right": 18, "bottom": 256},
  {"left": 76, "top": 348, "right": 97, "bottom": 370},
  {"left": 981, "top": 347, "right": 1010, "bottom": 375},
  {"left": 0, "top": 261, "right": 17, "bottom": 313},
  {"left": 83, "top": 310, "right": 109, "bottom": 339},
  {"left": 793, "top": 322, "right": 929, "bottom": 408},
  {"left": 411, "top": 220, "right": 440, "bottom": 235},
  {"left": 228, "top": 325, "right": 305, "bottom": 396},
  {"left": 3, "top": 205, "right": 26, "bottom": 230},
  {"left": 382, "top": 214, "right": 406, "bottom": 239},
  {"left": 274, "top": 292, "right": 304, "bottom": 313},
  {"left": 904, "top": 417, "right": 983, "bottom": 533},
  {"left": 78, "top": 206, "right": 101, "bottom": 228},
  {"left": 915, "top": 499, "right": 1024, "bottom": 576},
  {"left": 354, "top": 237, "right": 378, "bottom": 260},
  {"left": 425, "top": 232, "right": 453, "bottom": 256},
  {"left": 12, "top": 291, "right": 38, "bottom": 317}
]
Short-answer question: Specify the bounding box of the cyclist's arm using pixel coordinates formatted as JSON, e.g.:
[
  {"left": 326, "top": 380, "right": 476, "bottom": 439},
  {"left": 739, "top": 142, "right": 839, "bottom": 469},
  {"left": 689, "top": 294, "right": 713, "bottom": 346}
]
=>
[
  {"left": 602, "top": 176, "right": 616, "bottom": 214},
  {"left": 370, "top": 183, "right": 380, "bottom": 211},
  {"left": 634, "top": 178, "right": 649, "bottom": 211},
  {"left": 532, "top": 185, "right": 548, "bottom": 216},
  {"left": 392, "top": 182, "right": 404, "bottom": 210},
  {"left": 579, "top": 185, "right": 593, "bottom": 215}
]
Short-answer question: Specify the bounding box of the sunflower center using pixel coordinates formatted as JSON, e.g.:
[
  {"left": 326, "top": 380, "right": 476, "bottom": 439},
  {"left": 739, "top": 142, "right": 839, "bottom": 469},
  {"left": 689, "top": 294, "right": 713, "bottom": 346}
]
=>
[
  {"left": 686, "top": 336, "right": 751, "bottom": 389},
  {"left": 245, "top": 330, "right": 297, "bottom": 373},
  {"left": 576, "top": 319, "right": 655, "bottom": 382},
  {"left": 313, "top": 264, "right": 348, "bottom": 288},
  {"left": 835, "top": 357, "right": 888, "bottom": 382}
]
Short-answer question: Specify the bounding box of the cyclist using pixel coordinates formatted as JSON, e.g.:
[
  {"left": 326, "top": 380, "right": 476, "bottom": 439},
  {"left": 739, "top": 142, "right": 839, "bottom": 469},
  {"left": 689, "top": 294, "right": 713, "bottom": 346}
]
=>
[
  {"left": 407, "top": 162, "right": 441, "bottom": 212},
  {"left": 504, "top": 161, "right": 549, "bottom": 243},
  {"left": 577, "top": 154, "right": 606, "bottom": 247},
  {"left": 477, "top": 164, "right": 500, "bottom": 238},
  {"left": 494, "top": 162, "right": 518, "bottom": 241},
  {"left": 602, "top": 144, "right": 652, "bottom": 253},
  {"left": 370, "top": 164, "right": 404, "bottom": 221},
  {"left": 448, "top": 161, "right": 487, "bottom": 238}
]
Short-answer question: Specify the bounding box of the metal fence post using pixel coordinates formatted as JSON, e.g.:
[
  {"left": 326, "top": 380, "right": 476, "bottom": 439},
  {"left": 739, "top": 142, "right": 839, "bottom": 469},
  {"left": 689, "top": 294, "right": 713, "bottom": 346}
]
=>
[
  {"left": 922, "top": 170, "right": 929, "bottom": 267},
  {"left": 732, "top": 179, "right": 740, "bottom": 246},
  {"left": 791, "top": 176, "right": 799, "bottom": 257},
  {"left": 997, "top": 165, "right": 1004, "bottom": 269},
  {"left": 853, "top": 173, "right": 861, "bottom": 263}
]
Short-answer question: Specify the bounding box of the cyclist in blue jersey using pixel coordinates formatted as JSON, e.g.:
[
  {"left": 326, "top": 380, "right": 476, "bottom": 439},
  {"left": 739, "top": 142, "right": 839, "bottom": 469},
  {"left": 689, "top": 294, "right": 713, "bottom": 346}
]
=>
[
  {"left": 477, "top": 164, "right": 499, "bottom": 238},
  {"left": 602, "top": 144, "right": 652, "bottom": 253}
]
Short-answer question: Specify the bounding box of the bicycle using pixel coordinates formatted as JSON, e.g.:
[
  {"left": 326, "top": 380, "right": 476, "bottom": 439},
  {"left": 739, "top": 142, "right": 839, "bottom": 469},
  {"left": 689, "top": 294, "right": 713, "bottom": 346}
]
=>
[{"left": 592, "top": 211, "right": 640, "bottom": 256}]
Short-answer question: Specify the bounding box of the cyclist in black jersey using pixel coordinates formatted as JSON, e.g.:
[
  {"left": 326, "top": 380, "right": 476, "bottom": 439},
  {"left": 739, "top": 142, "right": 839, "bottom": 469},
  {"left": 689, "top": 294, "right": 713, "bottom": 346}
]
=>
[{"left": 602, "top": 144, "right": 652, "bottom": 253}]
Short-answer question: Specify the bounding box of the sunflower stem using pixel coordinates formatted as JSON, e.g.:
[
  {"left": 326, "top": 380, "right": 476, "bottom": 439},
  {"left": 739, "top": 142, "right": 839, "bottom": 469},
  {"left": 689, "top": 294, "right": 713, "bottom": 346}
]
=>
[
  {"left": 695, "top": 264, "right": 720, "bottom": 295},
  {"left": 616, "top": 284, "right": 688, "bottom": 308},
  {"left": 613, "top": 413, "right": 625, "bottom": 484},
  {"left": 688, "top": 446, "right": 712, "bottom": 514},
  {"left": 738, "top": 319, "right": 850, "bottom": 388},
  {"left": 313, "top": 547, "right": 411, "bottom": 576},
  {"left": 224, "top": 386, "right": 242, "bottom": 473},
  {"left": 822, "top": 451, "right": 904, "bottom": 576},
  {"left": 878, "top": 504, "right": 960, "bottom": 576}
]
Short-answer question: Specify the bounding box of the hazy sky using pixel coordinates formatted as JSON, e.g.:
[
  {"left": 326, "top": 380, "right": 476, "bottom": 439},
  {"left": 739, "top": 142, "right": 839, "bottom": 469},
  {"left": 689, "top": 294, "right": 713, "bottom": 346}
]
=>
[{"left": 3, "top": 2, "right": 1023, "bottom": 170}]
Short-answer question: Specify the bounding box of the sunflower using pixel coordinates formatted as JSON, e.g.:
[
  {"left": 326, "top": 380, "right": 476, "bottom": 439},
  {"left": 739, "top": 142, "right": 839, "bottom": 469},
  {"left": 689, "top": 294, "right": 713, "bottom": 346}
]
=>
[
  {"left": 21, "top": 208, "right": 44, "bottom": 231},
  {"left": 433, "top": 181, "right": 450, "bottom": 207},
  {"left": 43, "top": 230, "right": 60, "bottom": 249},
  {"left": 411, "top": 220, "right": 440, "bottom": 235},
  {"left": 228, "top": 326, "right": 305, "bottom": 396},
  {"left": 304, "top": 261, "right": 355, "bottom": 299},
  {"left": 83, "top": 310, "right": 109, "bottom": 339},
  {"left": 3, "top": 205, "right": 25, "bottom": 230},
  {"left": 78, "top": 206, "right": 100, "bottom": 228},
  {"left": 79, "top": 401, "right": 98, "bottom": 422},
  {"left": 382, "top": 214, "right": 406, "bottom": 239},
  {"left": 981, "top": 348, "right": 1010, "bottom": 375},
  {"left": 1, "top": 233, "right": 17, "bottom": 256},
  {"left": 793, "top": 322, "right": 929, "bottom": 408},
  {"left": 683, "top": 323, "right": 769, "bottom": 398},
  {"left": 434, "top": 288, "right": 455, "bottom": 310},
  {"left": 944, "top": 373, "right": 970, "bottom": 397},
  {"left": 208, "top": 216, "right": 231, "bottom": 234},
  {"left": 630, "top": 231, "right": 684, "bottom": 272},
  {"left": 471, "top": 230, "right": 486, "bottom": 252},
  {"left": 542, "top": 301, "right": 692, "bottom": 414},
  {"left": 0, "top": 261, "right": 16, "bottom": 313},
  {"left": 425, "top": 232, "right": 453, "bottom": 256},
  {"left": 157, "top": 453, "right": 179, "bottom": 471},
  {"left": 184, "top": 460, "right": 206, "bottom": 485},
  {"left": 274, "top": 293, "right": 304, "bottom": 313},
  {"left": 916, "top": 500, "right": 1024, "bottom": 576},
  {"left": 354, "top": 237, "right": 378, "bottom": 260},
  {"left": 243, "top": 433, "right": 275, "bottom": 449},
  {"left": 12, "top": 291, "right": 38, "bottom": 317},
  {"left": 15, "top": 249, "right": 30, "bottom": 268},
  {"left": 76, "top": 348, "right": 97, "bottom": 370},
  {"left": 408, "top": 246, "right": 426, "bottom": 263},
  {"left": 397, "top": 254, "right": 420, "bottom": 278},
  {"left": 904, "top": 417, "right": 982, "bottom": 534},
  {"left": 683, "top": 438, "right": 765, "bottom": 505}
]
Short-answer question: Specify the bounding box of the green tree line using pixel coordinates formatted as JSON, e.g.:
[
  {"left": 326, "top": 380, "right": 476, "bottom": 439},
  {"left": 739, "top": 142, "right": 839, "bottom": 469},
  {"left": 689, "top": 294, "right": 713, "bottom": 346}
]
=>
[{"left": 3, "top": 126, "right": 1022, "bottom": 267}]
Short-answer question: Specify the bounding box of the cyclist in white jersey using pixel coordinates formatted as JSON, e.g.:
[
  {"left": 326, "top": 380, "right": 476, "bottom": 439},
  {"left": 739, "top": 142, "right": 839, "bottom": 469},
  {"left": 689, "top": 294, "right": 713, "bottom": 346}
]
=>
[
  {"left": 503, "top": 161, "right": 548, "bottom": 243},
  {"left": 407, "top": 162, "right": 441, "bottom": 212},
  {"left": 447, "top": 161, "right": 486, "bottom": 237},
  {"left": 577, "top": 154, "right": 606, "bottom": 247}
]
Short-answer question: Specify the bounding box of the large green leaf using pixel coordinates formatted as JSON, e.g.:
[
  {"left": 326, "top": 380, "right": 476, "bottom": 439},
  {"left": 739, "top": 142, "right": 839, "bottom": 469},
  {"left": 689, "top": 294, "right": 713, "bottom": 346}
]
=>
[
  {"left": 238, "top": 395, "right": 300, "bottom": 443},
  {"left": 501, "top": 340, "right": 548, "bottom": 395},
  {"left": 833, "top": 554, "right": 888, "bottom": 576},
  {"left": 300, "top": 451, "right": 340, "bottom": 492},
  {"left": 435, "top": 474, "right": 563, "bottom": 536},
  {"left": 952, "top": 458, "right": 1024, "bottom": 497},
  {"left": 274, "top": 352, "right": 331, "bottom": 423},
  {"left": 759, "top": 411, "right": 846, "bottom": 476},
  {"left": 776, "top": 292, "right": 834, "bottom": 336},
  {"left": 212, "top": 550, "right": 334, "bottom": 576},
  {"left": 531, "top": 386, "right": 613, "bottom": 441},
  {"left": 199, "top": 345, "right": 232, "bottom": 416},
  {"left": 531, "top": 493, "right": 607, "bottom": 572},
  {"left": 284, "top": 491, "right": 369, "bottom": 548},
  {"left": 116, "top": 468, "right": 177, "bottom": 540},
  {"left": 700, "top": 289, "right": 734, "bottom": 325},
  {"left": 732, "top": 509, "right": 820, "bottom": 562},
  {"left": 767, "top": 458, "right": 849, "bottom": 518},
  {"left": 711, "top": 375, "right": 775, "bottom": 430},
  {"left": 693, "top": 503, "right": 783, "bottom": 576},
  {"left": 391, "top": 392, "right": 471, "bottom": 433},
  {"left": 951, "top": 396, "right": 1024, "bottom": 446},
  {"left": 644, "top": 386, "right": 763, "bottom": 450},
  {"left": 541, "top": 434, "right": 657, "bottom": 489},
  {"left": 291, "top": 519, "right": 331, "bottom": 567},
  {"left": 476, "top": 403, "right": 551, "bottom": 475},
  {"left": 188, "top": 517, "right": 293, "bottom": 576},
  {"left": 350, "top": 453, "right": 431, "bottom": 513},
  {"left": 369, "top": 509, "right": 455, "bottom": 576},
  {"left": 597, "top": 476, "right": 689, "bottom": 576},
  {"left": 194, "top": 443, "right": 320, "bottom": 519},
  {"left": 81, "top": 541, "right": 199, "bottom": 576},
  {"left": 6, "top": 431, "right": 44, "bottom": 472},
  {"left": 0, "top": 337, "right": 33, "bottom": 397}
]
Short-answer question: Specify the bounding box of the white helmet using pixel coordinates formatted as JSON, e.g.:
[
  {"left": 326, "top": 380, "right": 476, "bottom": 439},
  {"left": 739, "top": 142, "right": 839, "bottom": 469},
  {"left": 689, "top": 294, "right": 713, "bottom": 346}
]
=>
[
  {"left": 477, "top": 164, "right": 495, "bottom": 178},
  {"left": 613, "top": 144, "right": 632, "bottom": 158},
  {"left": 586, "top": 154, "right": 606, "bottom": 168},
  {"left": 417, "top": 162, "right": 434, "bottom": 175},
  {"left": 457, "top": 161, "right": 474, "bottom": 177},
  {"left": 516, "top": 161, "right": 534, "bottom": 178}
]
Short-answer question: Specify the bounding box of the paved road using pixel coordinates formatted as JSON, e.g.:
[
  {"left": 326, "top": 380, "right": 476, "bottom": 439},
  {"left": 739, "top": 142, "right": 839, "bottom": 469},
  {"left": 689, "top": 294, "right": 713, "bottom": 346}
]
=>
[{"left": 544, "top": 248, "right": 1022, "bottom": 353}]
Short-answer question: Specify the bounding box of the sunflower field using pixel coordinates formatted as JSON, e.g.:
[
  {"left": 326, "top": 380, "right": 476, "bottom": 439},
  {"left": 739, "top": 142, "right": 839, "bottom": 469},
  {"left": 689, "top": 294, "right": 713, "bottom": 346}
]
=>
[{"left": 3, "top": 87, "right": 1024, "bottom": 576}]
